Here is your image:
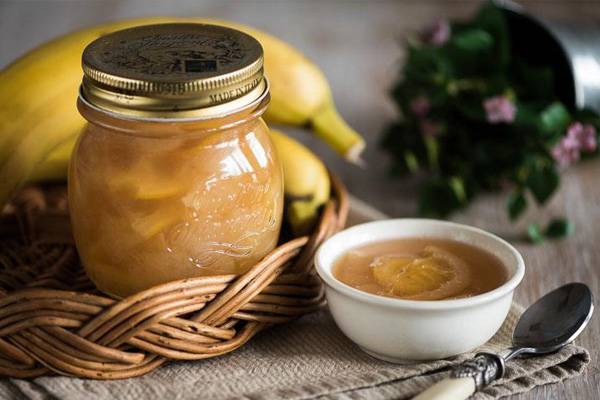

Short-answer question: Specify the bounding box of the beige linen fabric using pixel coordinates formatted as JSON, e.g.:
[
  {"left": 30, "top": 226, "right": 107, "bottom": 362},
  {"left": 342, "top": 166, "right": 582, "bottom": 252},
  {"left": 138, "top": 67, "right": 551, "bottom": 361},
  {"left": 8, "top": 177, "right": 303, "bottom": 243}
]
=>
[
  {"left": 0, "top": 198, "right": 589, "bottom": 400},
  {"left": 0, "top": 304, "right": 588, "bottom": 400}
]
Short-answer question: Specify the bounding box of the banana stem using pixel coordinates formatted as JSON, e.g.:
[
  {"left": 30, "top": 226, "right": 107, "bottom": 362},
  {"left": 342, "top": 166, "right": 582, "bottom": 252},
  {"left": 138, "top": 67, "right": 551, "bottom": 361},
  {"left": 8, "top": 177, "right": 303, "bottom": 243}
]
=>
[{"left": 310, "top": 101, "right": 365, "bottom": 165}]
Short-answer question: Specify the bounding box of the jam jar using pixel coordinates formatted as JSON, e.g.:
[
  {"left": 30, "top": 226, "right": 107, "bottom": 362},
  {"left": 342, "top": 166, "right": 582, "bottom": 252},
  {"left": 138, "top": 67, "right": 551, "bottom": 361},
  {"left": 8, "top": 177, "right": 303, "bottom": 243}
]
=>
[{"left": 69, "top": 24, "right": 283, "bottom": 297}]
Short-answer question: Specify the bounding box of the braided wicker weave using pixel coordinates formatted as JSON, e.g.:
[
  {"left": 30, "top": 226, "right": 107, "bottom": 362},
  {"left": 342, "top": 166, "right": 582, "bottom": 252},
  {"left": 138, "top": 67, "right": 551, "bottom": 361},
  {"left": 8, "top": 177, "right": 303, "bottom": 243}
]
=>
[{"left": 0, "top": 175, "right": 348, "bottom": 379}]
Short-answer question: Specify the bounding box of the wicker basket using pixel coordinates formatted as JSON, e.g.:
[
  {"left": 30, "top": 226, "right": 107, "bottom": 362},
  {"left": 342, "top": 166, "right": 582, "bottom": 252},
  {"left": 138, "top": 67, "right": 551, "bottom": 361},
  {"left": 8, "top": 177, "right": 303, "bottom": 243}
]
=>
[{"left": 0, "top": 174, "right": 348, "bottom": 379}]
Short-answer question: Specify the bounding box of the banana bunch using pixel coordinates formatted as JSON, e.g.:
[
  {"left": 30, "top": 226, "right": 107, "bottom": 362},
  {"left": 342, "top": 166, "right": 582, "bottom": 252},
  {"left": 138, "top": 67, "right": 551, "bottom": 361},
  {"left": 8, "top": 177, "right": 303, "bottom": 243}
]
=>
[{"left": 1, "top": 17, "right": 349, "bottom": 232}]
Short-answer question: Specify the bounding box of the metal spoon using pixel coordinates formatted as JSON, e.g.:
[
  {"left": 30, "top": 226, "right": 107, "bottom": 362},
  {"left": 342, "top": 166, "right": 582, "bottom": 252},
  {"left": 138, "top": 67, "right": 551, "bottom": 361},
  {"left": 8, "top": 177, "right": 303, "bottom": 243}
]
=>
[{"left": 415, "top": 283, "right": 594, "bottom": 400}]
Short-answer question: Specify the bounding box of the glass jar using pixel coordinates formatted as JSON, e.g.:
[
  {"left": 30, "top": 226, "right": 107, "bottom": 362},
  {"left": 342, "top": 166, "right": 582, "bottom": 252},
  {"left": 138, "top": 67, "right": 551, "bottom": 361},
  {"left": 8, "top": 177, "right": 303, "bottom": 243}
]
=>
[{"left": 69, "top": 24, "right": 283, "bottom": 297}]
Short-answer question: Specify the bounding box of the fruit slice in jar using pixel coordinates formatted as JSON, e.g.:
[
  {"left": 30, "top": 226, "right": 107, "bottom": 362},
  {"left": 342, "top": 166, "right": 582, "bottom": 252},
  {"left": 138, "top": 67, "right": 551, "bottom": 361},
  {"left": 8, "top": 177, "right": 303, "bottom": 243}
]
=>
[
  {"left": 102, "top": 142, "right": 191, "bottom": 201},
  {"left": 129, "top": 181, "right": 185, "bottom": 200},
  {"left": 105, "top": 164, "right": 185, "bottom": 200},
  {"left": 371, "top": 245, "right": 471, "bottom": 300},
  {"left": 124, "top": 197, "right": 191, "bottom": 240}
]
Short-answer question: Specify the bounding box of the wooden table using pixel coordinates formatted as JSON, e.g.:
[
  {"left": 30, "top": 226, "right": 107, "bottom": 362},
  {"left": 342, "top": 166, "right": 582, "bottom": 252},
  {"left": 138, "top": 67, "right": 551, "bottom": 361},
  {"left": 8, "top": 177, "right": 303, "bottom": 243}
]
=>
[{"left": 1, "top": 1, "right": 599, "bottom": 398}]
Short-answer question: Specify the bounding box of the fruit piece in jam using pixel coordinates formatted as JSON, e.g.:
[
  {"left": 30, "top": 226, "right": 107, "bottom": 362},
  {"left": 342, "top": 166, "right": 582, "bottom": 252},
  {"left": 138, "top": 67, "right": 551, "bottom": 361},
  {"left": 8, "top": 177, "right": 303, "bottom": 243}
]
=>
[{"left": 371, "top": 246, "right": 471, "bottom": 300}]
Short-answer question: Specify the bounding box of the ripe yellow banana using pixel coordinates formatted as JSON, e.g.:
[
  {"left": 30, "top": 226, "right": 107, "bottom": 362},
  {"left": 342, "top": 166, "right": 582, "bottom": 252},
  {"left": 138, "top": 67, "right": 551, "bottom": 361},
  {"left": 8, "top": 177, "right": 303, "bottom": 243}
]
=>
[
  {"left": 32, "top": 129, "right": 330, "bottom": 235},
  {"left": 0, "top": 17, "right": 363, "bottom": 207},
  {"left": 269, "top": 129, "right": 330, "bottom": 235},
  {"left": 28, "top": 135, "right": 76, "bottom": 182}
]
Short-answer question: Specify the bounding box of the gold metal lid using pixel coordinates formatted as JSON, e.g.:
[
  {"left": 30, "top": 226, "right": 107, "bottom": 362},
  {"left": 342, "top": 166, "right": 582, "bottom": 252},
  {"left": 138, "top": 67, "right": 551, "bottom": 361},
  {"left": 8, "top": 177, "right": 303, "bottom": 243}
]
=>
[{"left": 80, "top": 23, "right": 267, "bottom": 119}]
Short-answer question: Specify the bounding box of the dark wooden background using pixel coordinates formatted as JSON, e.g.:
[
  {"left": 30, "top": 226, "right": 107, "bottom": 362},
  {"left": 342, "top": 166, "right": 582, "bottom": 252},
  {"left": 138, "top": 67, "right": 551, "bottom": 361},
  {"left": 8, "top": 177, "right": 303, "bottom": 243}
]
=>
[{"left": 1, "top": 1, "right": 599, "bottom": 398}]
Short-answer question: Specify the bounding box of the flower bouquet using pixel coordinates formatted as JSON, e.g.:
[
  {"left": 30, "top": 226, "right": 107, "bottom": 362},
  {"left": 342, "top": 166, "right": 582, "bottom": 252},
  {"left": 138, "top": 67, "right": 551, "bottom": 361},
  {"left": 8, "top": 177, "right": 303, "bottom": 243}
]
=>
[{"left": 382, "top": 1, "right": 600, "bottom": 241}]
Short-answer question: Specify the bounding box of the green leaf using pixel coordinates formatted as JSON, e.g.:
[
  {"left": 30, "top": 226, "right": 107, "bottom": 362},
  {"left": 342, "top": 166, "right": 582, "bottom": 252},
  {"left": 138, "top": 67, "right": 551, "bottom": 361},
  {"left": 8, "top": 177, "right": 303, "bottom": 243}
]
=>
[
  {"left": 507, "top": 190, "right": 527, "bottom": 221},
  {"left": 404, "top": 151, "right": 420, "bottom": 173},
  {"left": 526, "top": 164, "right": 559, "bottom": 204},
  {"left": 451, "top": 29, "right": 493, "bottom": 53},
  {"left": 539, "top": 102, "right": 571, "bottom": 140},
  {"left": 513, "top": 103, "right": 539, "bottom": 129},
  {"left": 454, "top": 95, "right": 487, "bottom": 121},
  {"left": 449, "top": 176, "right": 467, "bottom": 203},
  {"left": 513, "top": 61, "right": 554, "bottom": 99},
  {"left": 424, "top": 136, "right": 439, "bottom": 170},
  {"left": 472, "top": 1, "right": 510, "bottom": 69},
  {"left": 545, "top": 218, "right": 574, "bottom": 238},
  {"left": 419, "top": 179, "right": 463, "bottom": 217},
  {"left": 527, "top": 223, "right": 545, "bottom": 244},
  {"left": 404, "top": 45, "right": 452, "bottom": 85},
  {"left": 447, "top": 30, "right": 494, "bottom": 76}
]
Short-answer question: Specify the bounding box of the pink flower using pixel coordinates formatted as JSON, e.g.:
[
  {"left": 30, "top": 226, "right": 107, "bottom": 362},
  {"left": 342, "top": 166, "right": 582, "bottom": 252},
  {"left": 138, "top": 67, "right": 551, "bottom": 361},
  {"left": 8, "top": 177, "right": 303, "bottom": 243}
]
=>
[
  {"left": 410, "top": 96, "right": 431, "bottom": 117},
  {"left": 552, "top": 140, "right": 580, "bottom": 168},
  {"left": 421, "top": 18, "right": 451, "bottom": 46},
  {"left": 566, "top": 122, "right": 597, "bottom": 152},
  {"left": 420, "top": 119, "right": 440, "bottom": 137},
  {"left": 561, "top": 131, "right": 581, "bottom": 151},
  {"left": 552, "top": 122, "right": 597, "bottom": 168},
  {"left": 483, "top": 96, "right": 517, "bottom": 124}
]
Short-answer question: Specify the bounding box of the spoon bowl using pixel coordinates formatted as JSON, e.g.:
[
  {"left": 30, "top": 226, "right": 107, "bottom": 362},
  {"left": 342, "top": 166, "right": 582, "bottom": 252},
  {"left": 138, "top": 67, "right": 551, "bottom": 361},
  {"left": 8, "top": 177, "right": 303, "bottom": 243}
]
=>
[{"left": 509, "top": 282, "right": 594, "bottom": 358}]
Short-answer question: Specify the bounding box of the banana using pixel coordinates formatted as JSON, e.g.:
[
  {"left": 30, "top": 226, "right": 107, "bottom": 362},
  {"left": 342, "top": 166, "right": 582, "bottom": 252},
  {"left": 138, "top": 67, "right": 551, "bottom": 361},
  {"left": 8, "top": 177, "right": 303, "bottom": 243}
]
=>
[
  {"left": 0, "top": 18, "right": 169, "bottom": 204},
  {"left": 0, "top": 17, "right": 364, "bottom": 207},
  {"left": 28, "top": 135, "right": 77, "bottom": 182},
  {"left": 269, "top": 129, "right": 330, "bottom": 235}
]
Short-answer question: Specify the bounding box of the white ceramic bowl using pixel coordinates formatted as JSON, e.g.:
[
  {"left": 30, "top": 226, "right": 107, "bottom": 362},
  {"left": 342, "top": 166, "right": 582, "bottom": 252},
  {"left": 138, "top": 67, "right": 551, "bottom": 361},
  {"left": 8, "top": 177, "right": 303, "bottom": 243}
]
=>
[{"left": 315, "top": 219, "right": 525, "bottom": 362}]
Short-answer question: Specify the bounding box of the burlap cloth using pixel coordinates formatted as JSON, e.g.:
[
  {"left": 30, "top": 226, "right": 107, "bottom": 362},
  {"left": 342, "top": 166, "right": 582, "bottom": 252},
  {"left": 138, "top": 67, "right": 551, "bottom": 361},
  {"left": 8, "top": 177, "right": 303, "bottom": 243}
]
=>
[{"left": 0, "top": 196, "right": 589, "bottom": 399}]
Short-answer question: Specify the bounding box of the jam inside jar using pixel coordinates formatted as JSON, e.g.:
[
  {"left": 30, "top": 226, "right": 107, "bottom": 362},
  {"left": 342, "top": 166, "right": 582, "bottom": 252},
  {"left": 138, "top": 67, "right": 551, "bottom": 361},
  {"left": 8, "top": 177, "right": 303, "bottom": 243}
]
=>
[{"left": 69, "top": 23, "right": 283, "bottom": 297}]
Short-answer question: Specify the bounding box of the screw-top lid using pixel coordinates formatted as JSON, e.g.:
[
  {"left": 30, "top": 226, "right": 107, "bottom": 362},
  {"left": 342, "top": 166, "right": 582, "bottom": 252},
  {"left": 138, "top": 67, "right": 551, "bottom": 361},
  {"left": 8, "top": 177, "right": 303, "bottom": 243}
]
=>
[{"left": 80, "top": 23, "right": 267, "bottom": 119}]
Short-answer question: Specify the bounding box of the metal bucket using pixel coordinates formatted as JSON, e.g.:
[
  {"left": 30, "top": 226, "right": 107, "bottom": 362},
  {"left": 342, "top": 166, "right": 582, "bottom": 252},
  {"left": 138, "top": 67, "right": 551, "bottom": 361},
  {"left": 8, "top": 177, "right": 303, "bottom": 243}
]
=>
[{"left": 497, "top": 0, "right": 600, "bottom": 113}]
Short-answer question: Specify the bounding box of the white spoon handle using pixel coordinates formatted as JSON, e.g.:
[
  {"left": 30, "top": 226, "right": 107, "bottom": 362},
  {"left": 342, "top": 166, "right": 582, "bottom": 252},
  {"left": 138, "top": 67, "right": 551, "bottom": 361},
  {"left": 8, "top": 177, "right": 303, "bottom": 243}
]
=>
[
  {"left": 413, "top": 353, "right": 505, "bottom": 400},
  {"left": 413, "top": 377, "right": 475, "bottom": 400}
]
